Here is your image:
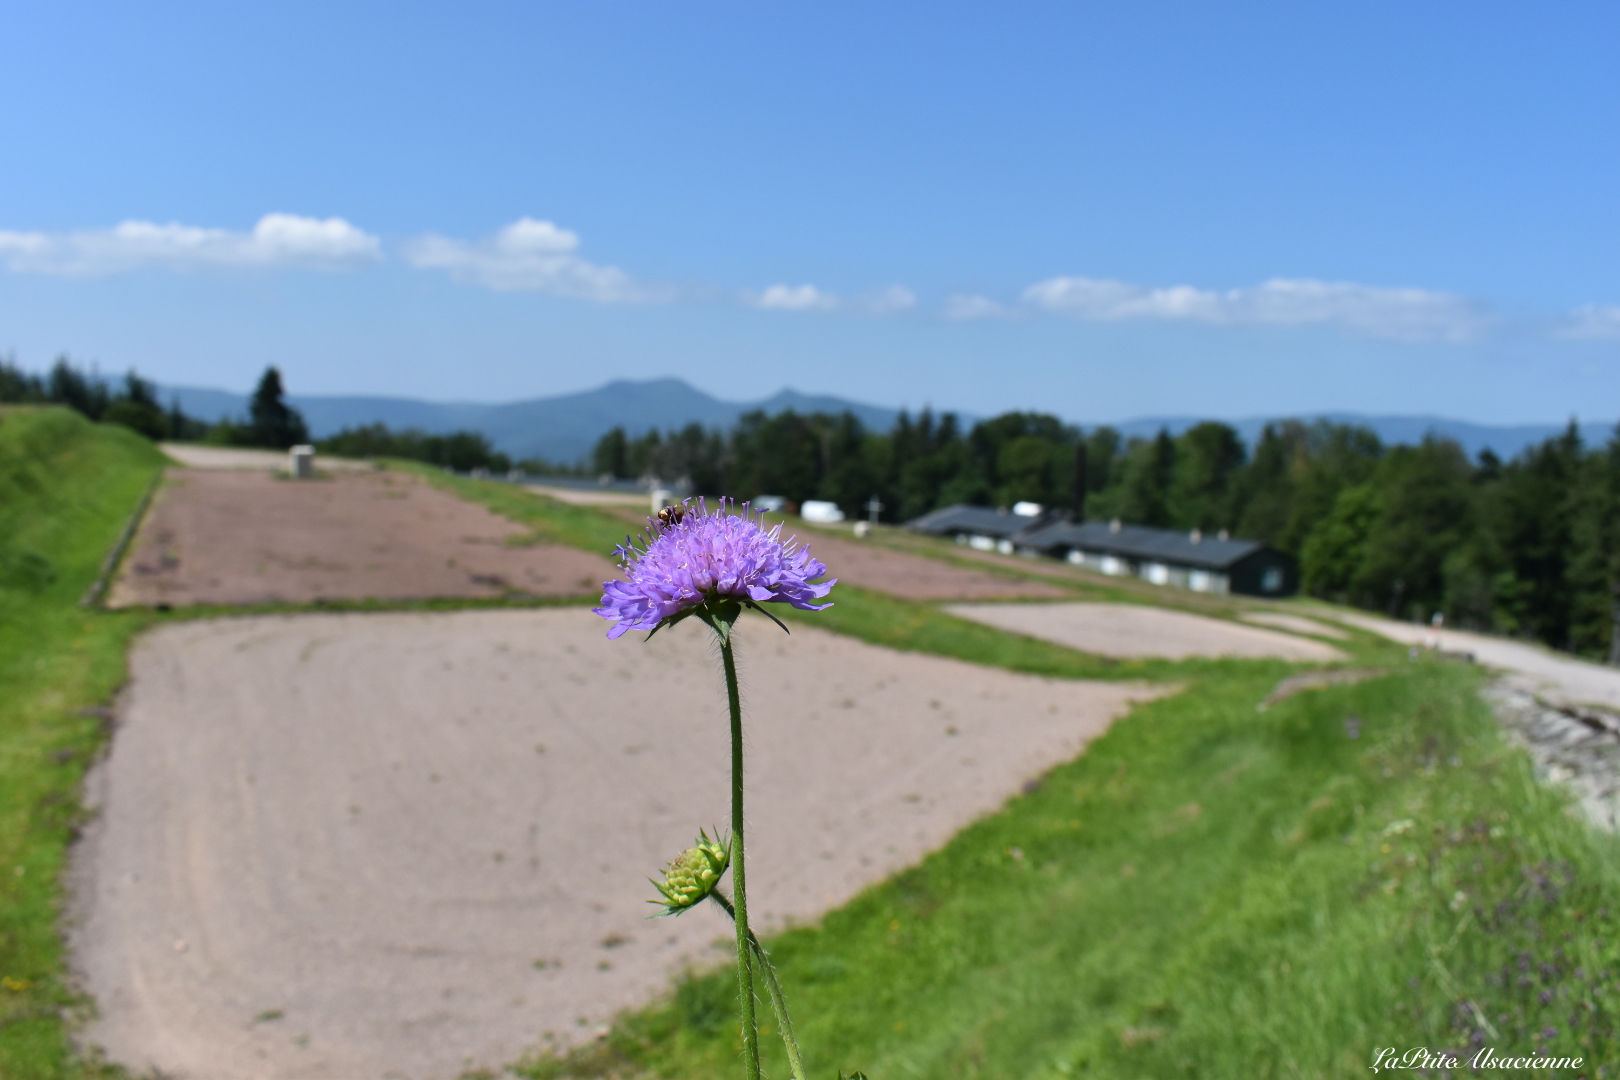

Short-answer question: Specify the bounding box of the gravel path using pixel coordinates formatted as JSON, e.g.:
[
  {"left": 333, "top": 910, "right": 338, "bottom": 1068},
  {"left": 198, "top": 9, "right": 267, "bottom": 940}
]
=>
[
  {"left": 68, "top": 607, "right": 1163, "bottom": 1080},
  {"left": 1328, "top": 612, "right": 1620, "bottom": 711},
  {"left": 944, "top": 601, "right": 1347, "bottom": 662}
]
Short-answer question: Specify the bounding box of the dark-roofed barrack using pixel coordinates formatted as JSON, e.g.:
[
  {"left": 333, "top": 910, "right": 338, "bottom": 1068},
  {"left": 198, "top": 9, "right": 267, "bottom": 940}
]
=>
[
  {"left": 907, "top": 504, "right": 1298, "bottom": 597},
  {"left": 904, "top": 504, "right": 1052, "bottom": 552}
]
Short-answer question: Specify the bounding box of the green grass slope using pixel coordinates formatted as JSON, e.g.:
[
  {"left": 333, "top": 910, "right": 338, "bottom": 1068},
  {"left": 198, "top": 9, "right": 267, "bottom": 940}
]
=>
[
  {"left": 0, "top": 407, "right": 164, "bottom": 1079},
  {"left": 395, "top": 461, "right": 640, "bottom": 556},
  {"left": 519, "top": 661, "right": 1620, "bottom": 1079}
]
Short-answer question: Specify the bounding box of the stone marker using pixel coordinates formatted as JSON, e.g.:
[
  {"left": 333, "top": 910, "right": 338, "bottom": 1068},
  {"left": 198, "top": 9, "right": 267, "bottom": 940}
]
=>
[{"left": 289, "top": 445, "right": 315, "bottom": 479}]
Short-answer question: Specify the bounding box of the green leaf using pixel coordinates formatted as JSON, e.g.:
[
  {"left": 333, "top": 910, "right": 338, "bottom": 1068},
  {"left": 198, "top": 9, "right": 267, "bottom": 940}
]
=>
[{"left": 743, "top": 599, "right": 792, "bottom": 635}]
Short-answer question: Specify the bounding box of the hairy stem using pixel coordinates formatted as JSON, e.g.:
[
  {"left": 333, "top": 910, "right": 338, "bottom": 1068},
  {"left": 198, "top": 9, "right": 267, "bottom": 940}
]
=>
[
  {"left": 712, "top": 890, "right": 808, "bottom": 1080},
  {"left": 720, "top": 635, "right": 761, "bottom": 1080}
]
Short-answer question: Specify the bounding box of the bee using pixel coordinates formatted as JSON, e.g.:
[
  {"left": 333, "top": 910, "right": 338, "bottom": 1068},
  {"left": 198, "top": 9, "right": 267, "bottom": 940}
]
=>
[{"left": 656, "top": 504, "right": 687, "bottom": 529}]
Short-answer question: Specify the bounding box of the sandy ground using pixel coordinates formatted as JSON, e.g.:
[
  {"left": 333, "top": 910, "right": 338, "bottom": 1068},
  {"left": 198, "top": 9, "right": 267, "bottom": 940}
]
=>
[
  {"left": 68, "top": 607, "right": 1162, "bottom": 1080},
  {"left": 1328, "top": 611, "right": 1620, "bottom": 710},
  {"left": 791, "top": 532, "right": 1066, "bottom": 601},
  {"left": 160, "top": 444, "right": 376, "bottom": 472},
  {"left": 108, "top": 469, "right": 614, "bottom": 608},
  {"left": 944, "top": 602, "right": 1347, "bottom": 662},
  {"left": 1241, "top": 611, "right": 1350, "bottom": 640}
]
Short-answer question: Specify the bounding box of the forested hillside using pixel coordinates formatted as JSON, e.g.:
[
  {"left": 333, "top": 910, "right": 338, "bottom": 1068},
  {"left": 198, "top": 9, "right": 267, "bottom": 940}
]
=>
[{"left": 595, "top": 411, "right": 1620, "bottom": 658}]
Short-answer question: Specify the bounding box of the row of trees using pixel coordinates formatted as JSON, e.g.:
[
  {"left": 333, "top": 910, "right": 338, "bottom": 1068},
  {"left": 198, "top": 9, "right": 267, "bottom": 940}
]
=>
[
  {"left": 0, "top": 356, "right": 313, "bottom": 449},
  {"left": 316, "top": 423, "right": 523, "bottom": 474},
  {"left": 592, "top": 410, "right": 1620, "bottom": 659},
  {"left": 592, "top": 410, "right": 1101, "bottom": 523},
  {"left": 1091, "top": 418, "right": 1620, "bottom": 659},
  {"left": 0, "top": 356, "right": 204, "bottom": 441},
  {"left": 0, "top": 355, "right": 569, "bottom": 473}
]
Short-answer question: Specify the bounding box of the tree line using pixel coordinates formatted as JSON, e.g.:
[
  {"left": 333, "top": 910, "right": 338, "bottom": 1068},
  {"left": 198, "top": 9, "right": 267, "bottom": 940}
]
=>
[
  {"left": 1, "top": 355, "right": 204, "bottom": 442},
  {"left": 0, "top": 356, "right": 313, "bottom": 448},
  {"left": 316, "top": 424, "right": 549, "bottom": 474},
  {"left": 593, "top": 410, "right": 1620, "bottom": 659},
  {"left": 0, "top": 357, "right": 525, "bottom": 472}
]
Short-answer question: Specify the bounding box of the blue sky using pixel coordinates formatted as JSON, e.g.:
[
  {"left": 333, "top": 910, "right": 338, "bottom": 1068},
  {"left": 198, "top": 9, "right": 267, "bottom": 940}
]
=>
[{"left": 2, "top": 1, "right": 1616, "bottom": 424}]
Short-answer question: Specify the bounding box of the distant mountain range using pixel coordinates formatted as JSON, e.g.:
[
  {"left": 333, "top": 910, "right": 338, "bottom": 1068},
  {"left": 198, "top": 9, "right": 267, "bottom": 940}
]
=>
[
  {"left": 1109, "top": 414, "right": 1616, "bottom": 462},
  {"left": 160, "top": 378, "right": 901, "bottom": 464},
  {"left": 160, "top": 377, "right": 1613, "bottom": 465}
]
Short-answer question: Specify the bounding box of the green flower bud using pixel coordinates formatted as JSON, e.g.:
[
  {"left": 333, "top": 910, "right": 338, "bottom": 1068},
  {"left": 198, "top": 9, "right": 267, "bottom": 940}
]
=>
[{"left": 650, "top": 830, "right": 730, "bottom": 915}]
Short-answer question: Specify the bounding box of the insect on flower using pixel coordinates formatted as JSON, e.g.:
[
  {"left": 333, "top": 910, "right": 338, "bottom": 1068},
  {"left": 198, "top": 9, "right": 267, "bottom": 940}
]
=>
[{"left": 594, "top": 497, "right": 835, "bottom": 640}]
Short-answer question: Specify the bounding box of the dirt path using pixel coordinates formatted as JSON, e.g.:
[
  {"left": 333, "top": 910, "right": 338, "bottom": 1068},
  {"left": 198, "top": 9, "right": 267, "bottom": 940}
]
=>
[
  {"left": 69, "top": 608, "right": 1164, "bottom": 1080},
  {"left": 1329, "top": 611, "right": 1620, "bottom": 710},
  {"left": 944, "top": 601, "right": 1347, "bottom": 661},
  {"left": 109, "top": 469, "right": 613, "bottom": 607}
]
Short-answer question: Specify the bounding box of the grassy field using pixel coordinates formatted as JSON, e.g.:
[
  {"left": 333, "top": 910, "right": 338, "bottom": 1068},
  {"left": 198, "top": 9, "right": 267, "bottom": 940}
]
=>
[
  {"left": 419, "top": 475, "right": 1620, "bottom": 1078},
  {"left": 0, "top": 408, "right": 163, "bottom": 1079},
  {"left": 5, "top": 432, "right": 1620, "bottom": 1078},
  {"left": 515, "top": 657, "right": 1620, "bottom": 1079}
]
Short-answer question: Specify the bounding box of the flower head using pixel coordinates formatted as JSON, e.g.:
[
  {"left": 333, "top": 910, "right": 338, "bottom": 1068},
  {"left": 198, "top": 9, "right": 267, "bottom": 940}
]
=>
[
  {"left": 650, "top": 830, "right": 731, "bottom": 915},
  {"left": 594, "top": 498, "right": 834, "bottom": 640}
]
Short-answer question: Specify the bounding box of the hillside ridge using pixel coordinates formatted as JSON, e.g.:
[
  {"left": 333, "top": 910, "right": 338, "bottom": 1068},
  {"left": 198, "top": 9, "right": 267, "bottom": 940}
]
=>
[{"left": 158, "top": 378, "right": 1614, "bottom": 465}]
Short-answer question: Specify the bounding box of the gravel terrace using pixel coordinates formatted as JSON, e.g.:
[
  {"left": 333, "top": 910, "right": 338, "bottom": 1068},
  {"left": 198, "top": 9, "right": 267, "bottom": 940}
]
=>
[
  {"left": 68, "top": 607, "right": 1164, "bottom": 1080},
  {"left": 108, "top": 468, "right": 614, "bottom": 608}
]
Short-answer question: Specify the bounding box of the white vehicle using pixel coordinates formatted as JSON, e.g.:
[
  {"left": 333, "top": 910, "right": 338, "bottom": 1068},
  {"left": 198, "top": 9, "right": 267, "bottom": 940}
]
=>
[{"left": 800, "top": 500, "right": 845, "bottom": 523}]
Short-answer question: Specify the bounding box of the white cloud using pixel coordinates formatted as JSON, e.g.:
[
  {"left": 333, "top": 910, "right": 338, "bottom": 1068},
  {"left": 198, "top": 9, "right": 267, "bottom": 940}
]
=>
[
  {"left": 1022, "top": 275, "right": 1488, "bottom": 342},
  {"left": 401, "top": 218, "right": 659, "bottom": 302},
  {"left": 943, "top": 293, "right": 1014, "bottom": 320},
  {"left": 751, "top": 283, "right": 841, "bottom": 311},
  {"left": 1557, "top": 304, "right": 1620, "bottom": 341},
  {"left": 857, "top": 285, "right": 917, "bottom": 313},
  {"left": 0, "top": 214, "right": 380, "bottom": 275},
  {"left": 749, "top": 283, "right": 915, "bottom": 314}
]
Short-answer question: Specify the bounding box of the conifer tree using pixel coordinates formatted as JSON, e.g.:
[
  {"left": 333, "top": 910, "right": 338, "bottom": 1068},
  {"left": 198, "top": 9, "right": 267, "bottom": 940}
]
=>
[{"left": 248, "top": 366, "right": 309, "bottom": 449}]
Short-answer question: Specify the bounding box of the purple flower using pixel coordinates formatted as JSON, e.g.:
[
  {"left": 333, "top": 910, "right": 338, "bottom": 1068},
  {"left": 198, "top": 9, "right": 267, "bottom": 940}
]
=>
[{"left": 595, "top": 498, "right": 835, "bottom": 639}]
